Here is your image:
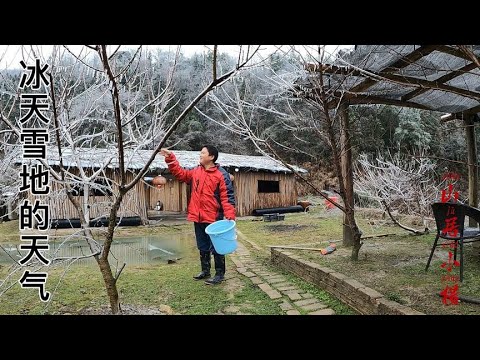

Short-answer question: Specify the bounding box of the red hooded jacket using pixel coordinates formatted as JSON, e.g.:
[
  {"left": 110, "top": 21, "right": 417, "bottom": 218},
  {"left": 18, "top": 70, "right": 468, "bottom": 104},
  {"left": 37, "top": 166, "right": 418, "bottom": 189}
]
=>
[{"left": 165, "top": 152, "right": 236, "bottom": 223}]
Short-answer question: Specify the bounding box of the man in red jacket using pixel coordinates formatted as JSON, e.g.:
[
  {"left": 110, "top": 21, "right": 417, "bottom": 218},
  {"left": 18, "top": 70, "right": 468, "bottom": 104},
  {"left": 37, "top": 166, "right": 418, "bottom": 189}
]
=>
[{"left": 157, "top": 145, "right": 236, "bottom": 285}]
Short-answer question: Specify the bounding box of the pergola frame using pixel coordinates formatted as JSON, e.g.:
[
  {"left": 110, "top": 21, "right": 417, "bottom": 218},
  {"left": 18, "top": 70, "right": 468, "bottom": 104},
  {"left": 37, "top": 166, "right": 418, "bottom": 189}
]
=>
[{"left": 303, "top": 45, "right": 479, "bottom": 239}]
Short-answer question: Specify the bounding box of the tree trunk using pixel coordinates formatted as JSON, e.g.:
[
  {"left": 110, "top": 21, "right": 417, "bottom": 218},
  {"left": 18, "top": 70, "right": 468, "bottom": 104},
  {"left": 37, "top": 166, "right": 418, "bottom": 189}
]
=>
[
  {"left": 465, "top": 115, "right": 480, "bottom": 253},
  {"left": 339, "top": 104, "right": 357, "bottom": 249},
  {"left": 465, "top": 116, "right": 478, "bottom": 227},
  {"left": 97, "top": 257, "right": 120, "bottom": 314},
  {"left": 351, "top": 229, "right": 363, "bottom": 261},
  {"left": 98, "top": 195, "right": 124, "bottom": 314},
  {"left": 343, "top": 216, "right": 354, "bottom": 246},
  {"left": 344, "top": 195, "right": 363, "bottom": 260},
  {"left": 339, "top": 103, "right": 363, "bottom": 259}
]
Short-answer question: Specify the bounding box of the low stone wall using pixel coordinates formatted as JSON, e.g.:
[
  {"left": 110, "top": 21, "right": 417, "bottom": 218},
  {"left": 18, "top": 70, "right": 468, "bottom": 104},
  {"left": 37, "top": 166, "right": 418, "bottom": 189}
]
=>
[{"left": 271, "top": 248, "right": 424, "bottom": 315}]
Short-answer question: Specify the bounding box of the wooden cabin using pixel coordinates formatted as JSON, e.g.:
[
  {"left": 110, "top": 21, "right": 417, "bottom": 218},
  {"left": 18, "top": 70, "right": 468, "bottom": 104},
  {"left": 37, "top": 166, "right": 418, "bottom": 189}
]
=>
[
  {"left": 24, "top": 148, "right": 306, "bottom": 223},
  {"left": 45, "top": 168, "right": 148, "bottom": 221},
  {"left": 22, "top": 147, "right": 150, "bottom": 224},
  {"left": 146, "top": 150, "right": 307, "bottom": 217}
]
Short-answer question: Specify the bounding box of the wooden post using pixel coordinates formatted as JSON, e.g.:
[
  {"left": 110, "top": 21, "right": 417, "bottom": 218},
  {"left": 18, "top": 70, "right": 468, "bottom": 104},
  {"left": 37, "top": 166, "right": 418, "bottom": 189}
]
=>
[
  {"left": 465, "top": 116, "right": 478, "bottom": 227},
  {"left": 340, "top": 103, "right": 354, "bottom": 246}
]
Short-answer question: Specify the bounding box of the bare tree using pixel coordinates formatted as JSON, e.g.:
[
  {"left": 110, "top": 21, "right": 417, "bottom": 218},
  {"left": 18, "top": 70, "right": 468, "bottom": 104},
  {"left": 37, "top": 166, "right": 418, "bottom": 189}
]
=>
[
  {"left": 204, "top": 44, "right": 480, "bottom": 261},
  {"left": 353, "top": 149, "right": 440, "bottom": 234},
  {"left": 0, "top": 45, "right": 260, "bottom": 314},
  {"left": 201, "top": 45, "right": 367, "bottom": 260}
]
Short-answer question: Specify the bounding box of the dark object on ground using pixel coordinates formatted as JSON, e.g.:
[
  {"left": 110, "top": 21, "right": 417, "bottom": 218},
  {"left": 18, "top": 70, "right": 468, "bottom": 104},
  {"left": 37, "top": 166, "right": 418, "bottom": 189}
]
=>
[
  {"left": 437, "top": 291, "right": 480, "bottom": 305},
  {"left": 252, "top": 205, "right": 304, "bottom": 216},
  {"left": 263, "top": 213, "right": 285, "bottom": 222},
  {"left": 51, "top": 216, "right": 142, "bottom": 229},
  {"left": 297, "top": 201, "right": 311, "bottom": 211}
]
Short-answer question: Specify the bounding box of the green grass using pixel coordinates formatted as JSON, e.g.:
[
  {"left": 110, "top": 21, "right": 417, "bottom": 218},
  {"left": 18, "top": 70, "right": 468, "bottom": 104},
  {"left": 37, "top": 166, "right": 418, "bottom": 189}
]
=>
[
  {"left": 0, "top": 220, "right": 20, "bottom": 242},
  {"left": 0, "top": 266, "right": 108, "bottom": 314},
  {"left": 6, "top": 205, "right": 456, "bottom": 315},
  {"left": 116, "top": 250, "right": 282, "bottom": 315},
  {"left": 236, "top": 207, "right": 480, "bottom": 315},
  {"left": 386, "top": 292, "right": 407, "bottom": 305},
  {"left": 296, "top": 233, "right": 480, "bottom": 315},
  {"left": 0, "top": 244, "right": 282, "bottom": 315},
  {"left": 1, "top": 220, "right": 284, "bottom": 315},
  {"left": 237, "top": 213, "right": 341, "bottom": 248},
  {"left": 236, "top": 209, "right": 401, "bottom": 249}
]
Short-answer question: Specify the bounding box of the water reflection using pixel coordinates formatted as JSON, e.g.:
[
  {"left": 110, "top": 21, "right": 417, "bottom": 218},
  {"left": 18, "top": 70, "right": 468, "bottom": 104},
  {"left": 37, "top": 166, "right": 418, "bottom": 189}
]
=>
[{"left": 0, "top": 233, "right": 195, "bottom": 267}]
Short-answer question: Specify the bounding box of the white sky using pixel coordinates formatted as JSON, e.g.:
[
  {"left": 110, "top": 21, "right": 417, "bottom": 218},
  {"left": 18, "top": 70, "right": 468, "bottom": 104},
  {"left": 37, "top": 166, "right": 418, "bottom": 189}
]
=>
[{"left": 0, "top": 45, "right": 352, "bottom": 70}]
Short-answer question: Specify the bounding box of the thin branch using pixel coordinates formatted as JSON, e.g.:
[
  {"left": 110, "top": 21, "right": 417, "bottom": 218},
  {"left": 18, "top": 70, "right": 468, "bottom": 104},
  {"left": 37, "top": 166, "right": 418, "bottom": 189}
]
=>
[
  {"left": 213, "top": 45, "right": 217, "bottom": 80},
  {"left": 381, "top": 200, "right": 429, "bottom": 235},
  {"left": 124, "top": 68, "right": 241, "bottom": 192},
  {"left": 108, "top": 45, "right": 122, "bottom": 61},
  {"left": 114, "top": 45, "right": 142, "bottom": 79},
  {"left": 263, "top": 140, "right": 345, "bottom": 212},
  {"left": 114, "top": 263, "right": 126, "bottom": 283},
  {"left": 98, "top": 45, "right": 126, "bottom": 185},
  {"left": 63, "top": 45, "right": 102, "bottom": 73}
]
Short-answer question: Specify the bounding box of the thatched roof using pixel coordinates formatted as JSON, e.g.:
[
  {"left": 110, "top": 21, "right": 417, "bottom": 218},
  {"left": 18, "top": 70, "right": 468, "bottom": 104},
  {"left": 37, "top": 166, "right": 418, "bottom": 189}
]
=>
[{"left": 39, "top": 148, "right": 307, "bottom": 174}]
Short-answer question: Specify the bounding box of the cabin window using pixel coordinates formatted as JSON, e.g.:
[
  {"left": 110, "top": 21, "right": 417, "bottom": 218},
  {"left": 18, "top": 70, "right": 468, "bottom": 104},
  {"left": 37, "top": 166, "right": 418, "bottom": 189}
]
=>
[{"left": 258, "top": 180, "right": 280, "bottom": 193}]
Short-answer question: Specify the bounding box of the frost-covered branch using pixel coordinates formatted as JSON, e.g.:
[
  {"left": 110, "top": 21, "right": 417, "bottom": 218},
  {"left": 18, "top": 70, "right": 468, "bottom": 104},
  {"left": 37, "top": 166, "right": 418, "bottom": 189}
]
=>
[{"left": 354, "top": 149, "right": 441, "bottom": 232}]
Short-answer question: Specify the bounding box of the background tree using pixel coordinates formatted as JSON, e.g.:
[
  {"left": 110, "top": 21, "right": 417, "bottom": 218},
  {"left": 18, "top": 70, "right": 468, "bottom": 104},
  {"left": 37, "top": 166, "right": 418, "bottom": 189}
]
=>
[
  {"left": 353, "top": 149, "right": 440, "bottom": 234},
  {"left": 201, "top": 46, "right": 368, "bottom": 259}
]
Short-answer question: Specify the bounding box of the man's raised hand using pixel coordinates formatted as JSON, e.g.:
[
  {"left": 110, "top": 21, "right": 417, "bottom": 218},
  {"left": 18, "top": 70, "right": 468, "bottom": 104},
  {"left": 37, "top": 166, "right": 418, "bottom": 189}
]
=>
[{"left": 160, "top": 148, "right": 171, "bottom": 157}]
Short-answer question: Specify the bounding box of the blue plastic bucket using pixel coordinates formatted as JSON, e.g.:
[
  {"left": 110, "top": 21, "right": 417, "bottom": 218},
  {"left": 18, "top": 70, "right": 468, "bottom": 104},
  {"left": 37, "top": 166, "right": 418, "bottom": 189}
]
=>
[{"left": 205, "top": 220, "right": 237, "bottom": 255}]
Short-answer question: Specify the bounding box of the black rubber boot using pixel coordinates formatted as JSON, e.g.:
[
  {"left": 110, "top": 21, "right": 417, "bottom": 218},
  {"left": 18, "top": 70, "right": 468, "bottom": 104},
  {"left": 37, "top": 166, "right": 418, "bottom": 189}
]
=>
[
  {"left": 193, "top": 251, "right": 211, "bottom": 280},
  {"left": 205, "top": 253, "right": 225, "bottom": 285}
]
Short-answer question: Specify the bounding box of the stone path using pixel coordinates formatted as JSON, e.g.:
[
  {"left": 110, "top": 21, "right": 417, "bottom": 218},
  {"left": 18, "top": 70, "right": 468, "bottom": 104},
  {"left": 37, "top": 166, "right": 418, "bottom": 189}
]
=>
[{"left": 229, "top": 233, "right": 335, "bottom": 315}]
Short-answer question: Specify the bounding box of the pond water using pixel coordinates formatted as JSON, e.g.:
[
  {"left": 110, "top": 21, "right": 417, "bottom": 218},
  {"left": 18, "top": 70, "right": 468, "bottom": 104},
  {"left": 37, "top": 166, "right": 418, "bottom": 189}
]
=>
[{"left": 0, "top": 232, "right": 196, "bottom": 267}]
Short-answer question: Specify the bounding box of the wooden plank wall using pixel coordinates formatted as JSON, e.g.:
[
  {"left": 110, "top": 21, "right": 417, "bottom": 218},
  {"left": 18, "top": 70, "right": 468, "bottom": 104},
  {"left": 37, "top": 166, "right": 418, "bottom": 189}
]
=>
[
  {"left": 30, "top": 169, "right": 148, "bottom": 222},
  {"left": 145, "top": 172, "right": 297, "bottom": 217},
  {"left": 146, "top": 180, "right": 188, "bottom": 212},
  {"left": 41, "top": 170, "right": 298, "bottom": 219},
  {"left": 233, "top": 172, "right": 297, "bottom": 216}
]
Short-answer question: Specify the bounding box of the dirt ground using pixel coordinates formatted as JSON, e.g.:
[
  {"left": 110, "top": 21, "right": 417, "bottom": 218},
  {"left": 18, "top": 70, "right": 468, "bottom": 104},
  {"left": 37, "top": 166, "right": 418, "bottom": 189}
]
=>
[
  {"left": 78, "top": 304, "right": 174, "bottom": 315},
  {"left": 295, "top": 232, "right": 480, "bottom": 315}
]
